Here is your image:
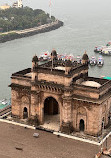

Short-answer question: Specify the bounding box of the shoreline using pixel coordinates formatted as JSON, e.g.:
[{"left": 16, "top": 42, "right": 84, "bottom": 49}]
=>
[{"left": 0, "top": 20, "right": 64, "bottom": 43}]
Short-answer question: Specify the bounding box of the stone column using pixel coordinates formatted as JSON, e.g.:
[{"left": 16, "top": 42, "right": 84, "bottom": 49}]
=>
[
  {"left": 60, "top": 87, "right": 73, "bottom": 134},
  {"left": 30, "top": 90, "right": 40, "bottom": 124}
]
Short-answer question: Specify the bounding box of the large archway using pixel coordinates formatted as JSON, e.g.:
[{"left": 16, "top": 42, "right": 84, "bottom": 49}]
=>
[
  {"left": 43, "top": 97, "right": 60, "bottom": 131},
  {"left": 44, "top": 97, "right": 59, "bottom": 115}
]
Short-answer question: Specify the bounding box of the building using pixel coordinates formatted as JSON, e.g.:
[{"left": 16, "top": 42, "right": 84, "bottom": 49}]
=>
[
  {"left": 12, "top": 0, "right": 23, "bottom": 8},
  {"left": 0, "top": 4, "right": 10, "bottom": 10},
  {"left": 9, "top": 51, "right": 111, "bottom": 136}
]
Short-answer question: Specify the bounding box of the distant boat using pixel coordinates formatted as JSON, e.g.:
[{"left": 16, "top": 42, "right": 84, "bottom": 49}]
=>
[
  {"left": 101, "top": 76, "right": 111, "bottom": 80},
  {"left": 101, "top": 47, "right": 111, "bottom": 55},
  {"left": 89, "top": 56, "right": 97, "bottom": 66},
  {"left": 94, "top": 46, "right": 106, "bottom": 53},
  {"left": 94, "top": 41, "right": 111, "bottom": 54},
  {"left": 0, "top": 98, "right": 11, "bottom": 106},
  {"left": 76, "top": 56, "right": 81, "bottom": 64},
  {"left": 38, "top": 51, "right": 50, "bottom": 61},
  {"left": 106, "top": 41, "right": 111, "bottom": 46},
  {"left": 97, "top": 56, "right": 104, "bottom": 67}
]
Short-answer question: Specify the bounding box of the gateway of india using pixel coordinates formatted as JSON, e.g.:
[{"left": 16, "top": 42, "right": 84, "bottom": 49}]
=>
[{"left": 9, "top": 50, "right": 111, "bottom": 136}]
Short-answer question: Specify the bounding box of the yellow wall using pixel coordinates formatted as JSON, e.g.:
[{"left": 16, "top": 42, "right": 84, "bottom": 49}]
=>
[{"left": 0, "top": 5, "right": 10, "bottom": 10}]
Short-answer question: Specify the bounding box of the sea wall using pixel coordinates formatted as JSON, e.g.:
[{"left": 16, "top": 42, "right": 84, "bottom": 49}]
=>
[{"left": 0, "top": 20, "right": 63, "bottom": 43}]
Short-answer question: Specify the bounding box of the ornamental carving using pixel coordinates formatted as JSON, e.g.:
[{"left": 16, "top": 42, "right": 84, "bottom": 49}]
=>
[
  {"left": 22, "top": 96, "right": 30, "bottom": 104},
  {"left": 77, "top": 106, "right": 86, "bottom": 115}
]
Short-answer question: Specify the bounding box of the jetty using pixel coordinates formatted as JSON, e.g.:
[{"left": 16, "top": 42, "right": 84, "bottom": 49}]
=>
[{"left": 0, "top": 20, "right": 63, "bottom": 43}]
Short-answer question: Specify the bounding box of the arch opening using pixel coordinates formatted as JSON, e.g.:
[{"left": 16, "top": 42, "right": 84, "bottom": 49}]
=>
[
  {"left": 23, "top": 107, "right": 28, "bottom": 119},
  {"left": 44, "top": 97, "right": 59, "bottom": 115},
  {"left": 79, "top": 119, "right": 85, "bottom": 131},
  {"left": 43, "top": 97, "right": 60, "bottom": 131}
]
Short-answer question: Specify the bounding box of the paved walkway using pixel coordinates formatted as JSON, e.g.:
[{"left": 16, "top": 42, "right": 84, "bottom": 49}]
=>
[
  {"left": 0, "top": 121, "right": 100, "bottom": 158},
  {"left": 40, "top": 114, "right": 60, "bottom": 131},
  {"left": 0, "top": 118, "right": 111, "bottom": 147}
]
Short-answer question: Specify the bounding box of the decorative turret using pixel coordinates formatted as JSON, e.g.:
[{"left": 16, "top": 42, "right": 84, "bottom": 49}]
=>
[
  {"left": 32, "top": 55, "right": 38, "bottom": 81},
  {"left": 65, "top": 60, "right": 72, "bottom": 75},
  {"left": 32, "top": 55, "right": 38, "bottom": 69},
  {"left": 82, "top": 51, "right": 89, "bottom": 65},
  {"left": 51, "top": 49, "right": 57, "bottom": 61}
]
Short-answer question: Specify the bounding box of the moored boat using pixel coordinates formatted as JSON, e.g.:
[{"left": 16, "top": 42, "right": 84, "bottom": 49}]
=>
[
  {"left": 101, "top": 76, "right": 111, "bottom": 80},
  {"left": 106, "top": 41, "right": 111, "bottom": 46},
  {"left": 97, "top": 56, "right": 104, "bottom": 67},
  {"left": 76, "top": 56, "right": 81, "bottom": 64},
  {"left": 94, "top": 46, "right": 106, "bottom": 53},
  {"left": 101, "top": 47, "right": 111, "bottom": 55},
  {"left": 89, "top": 56, "right": 97, "bottom": 66},
  {"left": 38, "top": 51, "right": 50, "bottom": 61}
]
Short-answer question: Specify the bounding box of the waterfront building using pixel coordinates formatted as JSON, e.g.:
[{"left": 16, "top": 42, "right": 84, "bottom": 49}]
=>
[
  {"left": 9, "top": 51, "right": 111, "bottom": 136},
  {"left": 13, "top": 0, "right": 23, "bottom": 8},
  {"left": 0, "top": 4, "right": 10, "bottom": 10}
]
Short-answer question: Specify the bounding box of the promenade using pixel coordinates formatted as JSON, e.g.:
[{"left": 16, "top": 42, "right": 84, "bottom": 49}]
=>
[
  {"left": 0, "top": 20, "right": 63, "bottom": 43},
  {"left": 16, "top": 20, "right": 61, "bottom": 35},
  {"left": 0, "top": 121, "right": 100, "bottom": 158}
]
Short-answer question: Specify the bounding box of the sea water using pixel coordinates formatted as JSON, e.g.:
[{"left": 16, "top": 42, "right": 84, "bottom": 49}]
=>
[{"left": 0, "top": 0, "right": 111, "bottom": 99}]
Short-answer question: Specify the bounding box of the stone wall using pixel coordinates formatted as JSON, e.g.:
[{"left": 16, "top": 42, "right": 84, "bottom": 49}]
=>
[{"left": 0, "top": 20, "right": 63, "bottom": 43}]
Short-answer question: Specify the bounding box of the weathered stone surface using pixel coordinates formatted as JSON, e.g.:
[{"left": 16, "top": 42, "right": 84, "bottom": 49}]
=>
[{"left": 9, "top": 54, "right": 111, "bottom": 136}]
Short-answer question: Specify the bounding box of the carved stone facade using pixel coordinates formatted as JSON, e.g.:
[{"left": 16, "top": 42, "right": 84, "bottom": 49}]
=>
[{"left": 9, "top": 53, "right": 111, "bottom": 136}]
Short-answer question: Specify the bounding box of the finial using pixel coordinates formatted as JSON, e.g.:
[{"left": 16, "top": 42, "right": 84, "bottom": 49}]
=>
[{"left": 84, "top": 50, "right": 87, "bottom": 54}]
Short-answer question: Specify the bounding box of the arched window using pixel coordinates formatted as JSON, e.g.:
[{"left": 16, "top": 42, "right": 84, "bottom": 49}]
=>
[
  {"left": 23, "top": 107, "right": 28, "bottom": 119},
  {"left": 79, "top": 119, "right": 85, "bottom": 131}
]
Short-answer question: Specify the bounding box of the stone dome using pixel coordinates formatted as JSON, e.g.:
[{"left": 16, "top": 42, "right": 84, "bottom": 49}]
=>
[
  {"left": 82, "top": 51, "right": 89, "bottom": 60},
  {"left": 81, "top": 81, "right": 101, "bottom": 88},
  {"left": 51, "top": 49, "right": 57, "bottom": 56},
  {"left": 32, "top": 55, "right": 38, "bottom": 62}
]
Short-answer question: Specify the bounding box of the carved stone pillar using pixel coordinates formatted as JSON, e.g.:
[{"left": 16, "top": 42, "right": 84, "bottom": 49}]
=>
[
  {"left": 31, "top": 90, "right": 40, "bottom": 119},
  {"left": 60, "top": 87, "right": 73, "bottom": 134}
]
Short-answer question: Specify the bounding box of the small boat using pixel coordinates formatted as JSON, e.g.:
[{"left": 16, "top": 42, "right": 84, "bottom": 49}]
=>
[
  {"left": 76, "top": 56, "right": 81, "bottom": 64},
  {"left": 89, "top": 56, "right": 97, "bottom": 66},
  {"left": 101, "top": 47, "right": 111, "bottom": 55},
  {"left": 94, "top": 46, "right": 106, "bottom": 53},
  {"left": 38, "top": 51, "right": 50, "bottom": 62},
  {"left": 1, "top": 99, "right": 8, "bottom": 105},
  {"left": 101, "top": 76, "right": 111, "bottom": 80},
  {"left": 97, "top": 56, "right": 104, "bottom": 67},
  {"left": 106, "top": 41, "right": 111, "bottom": 46}
]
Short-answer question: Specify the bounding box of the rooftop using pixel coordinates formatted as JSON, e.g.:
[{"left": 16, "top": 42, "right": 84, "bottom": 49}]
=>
[{"left": 81, "top": 81, "right": 101, "bottom": 88}]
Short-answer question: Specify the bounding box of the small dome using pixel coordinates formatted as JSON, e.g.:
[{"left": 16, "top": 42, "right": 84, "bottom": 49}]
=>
[
  {"left": 82, "top": 51, "right": 89, "bottom": 60},
  {"left": 32, "top": 55, "right": 38, "bottom": 62},
  {"left": 81, "top": 81, "right": 101, "bottom": 88},
  {"left": 51, "top": 49, "right": 57, "bottom": 56},
  {"left": 65, "top": 60, "right": 72, "bottom": 67}
]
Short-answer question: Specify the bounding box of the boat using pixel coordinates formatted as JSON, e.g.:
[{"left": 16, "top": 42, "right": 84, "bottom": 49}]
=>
[
  {"left": 0, "top": 98, "right": 11, "bottom": 106},
  {"left": 101, "top": 47, "right": 111, "bottom": 55},
  {"left": 94, "top": 46, "right": 106, "bottom": 53},
  {"left": 106, "top": 41, "right": 111, "bottom": 46},
  {"left": 0, "top": 99, "right": 8, "bottom": 105},
  {"left": 97, "top": 56, "right": 104, "bottom": 67},
  {"left": 38, "top": 51, "right": 50, "bottom": 61},
  {"left": 101, "top": 76, "right": 111, "bottom": 80},
  {"left": 89, "top": 56, "right": 97, "bottom": 66},
  {"left": 94, "top": 41, "right": 111, "bottom": 54},
  {"left": 76, "top": 56, "right": 81, "bottom": 64}
]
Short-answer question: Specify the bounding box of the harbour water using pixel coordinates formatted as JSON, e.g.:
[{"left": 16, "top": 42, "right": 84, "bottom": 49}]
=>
[{"left": 0, "top": 0, "right": 111, "bottom": 99}]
